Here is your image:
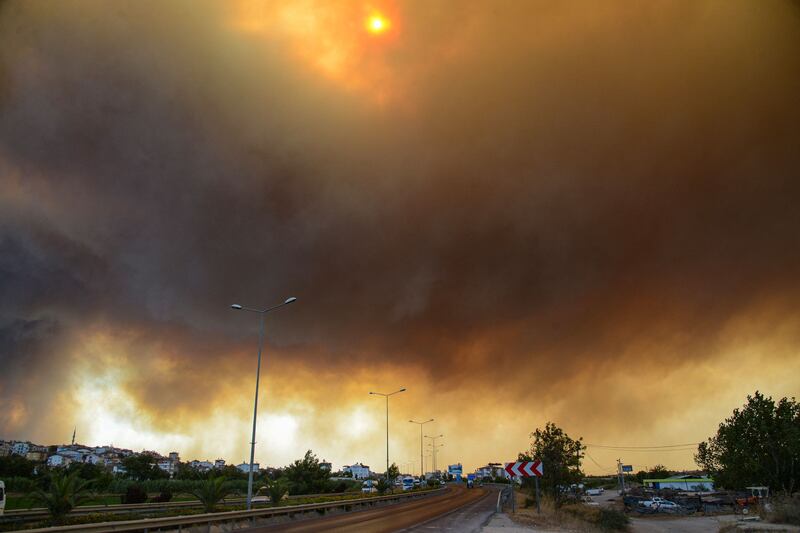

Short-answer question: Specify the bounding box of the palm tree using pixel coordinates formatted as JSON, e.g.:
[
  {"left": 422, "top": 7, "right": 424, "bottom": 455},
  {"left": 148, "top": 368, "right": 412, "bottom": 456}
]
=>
[
  {"left": 190, "top": 475, "right": 232, "bottom": 513},
  {"left": 30, "top": 470, "right": 93, "bottom": 525}
]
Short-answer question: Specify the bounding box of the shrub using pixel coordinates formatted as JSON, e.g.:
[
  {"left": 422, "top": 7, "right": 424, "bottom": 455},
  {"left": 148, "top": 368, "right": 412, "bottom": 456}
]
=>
[
  {"left": 597, "top": 508, "right": 629, "bottom": 531},
  {"left": 150, "top": 490, "right": 173, "bottom": 503},
  {"left": 767, "top": 494, "right": 800, "bottom": 526},
  {"left": 376, "top": 478, "right": 390, "bottom": 495},
  {"left": 123, "top": 485, "right": 148, "bottom": 504}
]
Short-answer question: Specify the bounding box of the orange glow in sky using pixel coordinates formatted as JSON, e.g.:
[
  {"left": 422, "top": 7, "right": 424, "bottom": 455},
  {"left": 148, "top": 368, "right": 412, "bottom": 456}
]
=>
[{"left": 366, "top": 14, "right": 389, "bottom": 34}]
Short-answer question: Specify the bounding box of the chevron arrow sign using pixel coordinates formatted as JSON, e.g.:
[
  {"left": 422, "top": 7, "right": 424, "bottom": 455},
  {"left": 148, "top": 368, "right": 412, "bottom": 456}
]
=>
[{"left": 505, "top": 460, "right": 543, "bottom": 478}]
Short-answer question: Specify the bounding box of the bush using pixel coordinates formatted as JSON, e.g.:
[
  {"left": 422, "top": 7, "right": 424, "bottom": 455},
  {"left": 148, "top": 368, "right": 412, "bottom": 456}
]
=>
[
  {"left": 767, "top": 494, "right": 800, "bottom": 526},
  {"left": 5, "top": 476, "right": 36, "bottom": 492},
  {"left": 563, "top": 505, "right": 629, "bottom": 531},
  {"left": 597, "top": 508, "right": 629, "bottom": 531},
  {"left": 123, "top": 485, "right": 148, "bottom": 504},
  {"left": 150, "top": 490, "right": 173, "bottom": 503}
]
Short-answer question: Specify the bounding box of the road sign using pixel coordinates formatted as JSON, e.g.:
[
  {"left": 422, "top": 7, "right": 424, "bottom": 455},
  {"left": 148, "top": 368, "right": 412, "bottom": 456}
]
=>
[
  {"left": 505, "top": 460, "right": 543, "bottom": 478},
  {"left": 622, "top": 465, "right": 633, "bottom": 473}
]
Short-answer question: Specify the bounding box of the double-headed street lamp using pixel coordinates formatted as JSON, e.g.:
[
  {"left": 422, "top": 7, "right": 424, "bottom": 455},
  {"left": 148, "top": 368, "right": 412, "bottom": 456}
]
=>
[
  {"left": 425, "top": 434, "right": 444, "bottom": 473},
  {"left": 230, "top": 296, "right": 297, "bottom": 510},
  {"left": 409, "top": 418, "right": 433, "bottom": 476},
  {"left": 369, "top": 388, "right": 406, "bottom": 481}
]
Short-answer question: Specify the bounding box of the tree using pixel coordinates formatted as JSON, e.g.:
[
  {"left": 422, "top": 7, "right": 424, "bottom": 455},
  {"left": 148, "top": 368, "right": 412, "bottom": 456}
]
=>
[
  {"left": 521, "top": 422, "right": 584, "bottom": 506},
  {"left": 122, "top": 453, "right": 167, "bottom": 481},
  {"left": 0, "top": 455, "right": 36, "bottom": 478},
  {"left": 696, "top": 391, "right": 800, "bottom": 493},
  {"left": 30, "top": 470, "right": 93, "bottom": 524},
  {"left": 648, "top": 464, "right": 671, "bottom": 479},
  {"left": 190, "top": 476, "right": 232, "bottom": 512},
  {"left": 387, "top": 462, "right": 400, "bottom": 483},
  {"left": 266, "top": 478, "right": 288, "bottom": 504},
  {"left": 283, "top": 450, "right": 331, "bottom": 495},
  {"left": 376, "top": 478, "right": 391, "bottom": 495}
]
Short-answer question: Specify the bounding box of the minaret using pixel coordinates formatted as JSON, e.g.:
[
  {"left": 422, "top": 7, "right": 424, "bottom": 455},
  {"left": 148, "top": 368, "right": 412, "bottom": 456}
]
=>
[{"left": 71, "top": 427, "right": 76, "bottom": 445}]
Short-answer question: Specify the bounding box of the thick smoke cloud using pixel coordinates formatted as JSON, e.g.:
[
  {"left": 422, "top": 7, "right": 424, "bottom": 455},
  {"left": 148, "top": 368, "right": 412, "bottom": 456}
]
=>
[{"left": 1, "top": 0, "right": 799, "bottom": 472}]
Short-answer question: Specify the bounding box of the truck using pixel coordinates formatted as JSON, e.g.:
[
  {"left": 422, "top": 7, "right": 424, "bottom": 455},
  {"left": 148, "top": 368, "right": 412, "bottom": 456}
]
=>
[
  {"left": 361, "top": 480, "right": 377, "bottom": 493},
  {"left": 402, "top": 476, "right": 415, "bottom": 491}
]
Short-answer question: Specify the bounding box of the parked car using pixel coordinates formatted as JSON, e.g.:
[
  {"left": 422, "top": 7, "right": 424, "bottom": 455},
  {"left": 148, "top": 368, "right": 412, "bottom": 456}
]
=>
[
  {"left": 402, "top": 476, "right": 415, "bottom": 491},
  {"left": 586, "top": 488, "right": 604, "bottom": 496},
  {"left": 362, "top": 480, "right": 377, "bottom": 493},
  {"left": 640, "top": 497, "right": 666, "bottom": 508}
]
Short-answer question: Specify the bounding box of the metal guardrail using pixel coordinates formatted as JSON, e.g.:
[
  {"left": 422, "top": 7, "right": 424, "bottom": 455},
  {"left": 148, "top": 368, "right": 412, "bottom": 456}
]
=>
[
  {"left": 13, "top": 488, "right": 445, "bottom": 532},
  {"left": 1, "top": 492, "right": 353, "bottom": 520}
]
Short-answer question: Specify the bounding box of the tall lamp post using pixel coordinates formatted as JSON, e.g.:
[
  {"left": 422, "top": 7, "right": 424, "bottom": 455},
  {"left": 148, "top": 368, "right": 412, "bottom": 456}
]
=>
[
  {"left": 369, "top": 388, "right": 406, "bottom": 481},
  {"left": 409, "top": 418, "right": 433, "bottom": 477},
  {"left": 230, "top": 296, "right": 297, "bottom": 510},
  {"left": 425, "top": 434, "right": 444, "bottom": 473}
]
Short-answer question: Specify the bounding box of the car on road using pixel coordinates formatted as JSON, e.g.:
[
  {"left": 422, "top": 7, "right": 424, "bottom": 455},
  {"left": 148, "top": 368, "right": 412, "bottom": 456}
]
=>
[
  {"left": 586, "top": 488, "right": 604, "bottom": 496},
  {"left": 362, "top": 480, "right": 377, "bottom": 493}
]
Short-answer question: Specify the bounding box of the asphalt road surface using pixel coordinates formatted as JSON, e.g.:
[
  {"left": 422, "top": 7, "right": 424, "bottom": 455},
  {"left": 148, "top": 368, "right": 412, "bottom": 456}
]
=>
[
  {"left": 250, "top": 485, "right": 490, "bottom": 533},
  {"left": 405, "top": 485, "right": 498, "bottom": 532}
]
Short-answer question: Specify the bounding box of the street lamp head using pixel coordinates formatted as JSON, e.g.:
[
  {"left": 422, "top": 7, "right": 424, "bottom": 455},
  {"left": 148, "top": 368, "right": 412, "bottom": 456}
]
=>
[
  {"left": 284, "top": 297, "right": 297, "bottom": 305},
  {"left": 231, "top": 304, "right": 243, "bottom": 310},
  {"left": 399, "top": 388, "right": 407, "bottom": 392}
]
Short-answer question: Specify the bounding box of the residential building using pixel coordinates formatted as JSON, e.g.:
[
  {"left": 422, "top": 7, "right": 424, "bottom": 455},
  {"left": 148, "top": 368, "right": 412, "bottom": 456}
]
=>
[
  {"left": 189, "top": 460, "right": 214, "bottom": 471},
  {"left": 214, "top": 459, "right": 226, "bottom": 468},
  {"left": 475, "top": 463, "right": 505, "bottom": 479},
  {"left": 343, "top": 463, "right": 370, "bottom": 479},
  {"left": 11, "top": 442, "right": 31, "bottom": 456},
  {"left": 236, "top": 462, "right": 260, "bottom": 473},
  {"left": 0, "top": 441, "right": 11, "bottom": 457},
  {"left": 47, "top": 454, "right": 71, "bottom": 467},
  {"left": 84, "top": 454, "right": 103, "bottom": 465},
  {"left": 25, "top": 445, "right": 48, "bottom": 462},
  {"left": 320, "top": 460, "right": 332, "bottom": 471}
]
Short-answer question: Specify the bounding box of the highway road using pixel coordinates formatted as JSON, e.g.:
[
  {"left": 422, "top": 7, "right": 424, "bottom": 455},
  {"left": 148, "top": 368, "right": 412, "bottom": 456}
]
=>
[{"left": 251, "top": 484, "right": 493, "bottom": 532}]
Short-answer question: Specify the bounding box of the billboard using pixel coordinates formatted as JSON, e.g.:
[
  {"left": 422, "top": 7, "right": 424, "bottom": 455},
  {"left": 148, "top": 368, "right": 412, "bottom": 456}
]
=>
[
  {"left": 621, "top": 465, "right": 633, "bottom": 473},
  {"left": 448, "top": 463, "right": 463, "bottom": 481}
]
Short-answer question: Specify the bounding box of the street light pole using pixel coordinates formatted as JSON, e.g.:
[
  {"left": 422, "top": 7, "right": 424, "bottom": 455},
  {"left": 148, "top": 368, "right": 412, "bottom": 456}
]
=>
[
  {"left": 230, "top": 297, "right": 297, "bottom": 510},
  {"left": 369, "top": 388, "right": 406, "bottom": 481},
  {"left": 409, "top": 419, "right": 434, "bottom": 477},
  {"left": 425, "top": 434, "right": 444, "bottom": 473}
]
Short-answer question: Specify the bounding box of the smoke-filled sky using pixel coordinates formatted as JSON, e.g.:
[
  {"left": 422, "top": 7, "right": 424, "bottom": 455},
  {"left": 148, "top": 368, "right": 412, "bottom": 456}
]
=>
[{"left": 1, "top": 0, "right": 799, "bottom": 476}]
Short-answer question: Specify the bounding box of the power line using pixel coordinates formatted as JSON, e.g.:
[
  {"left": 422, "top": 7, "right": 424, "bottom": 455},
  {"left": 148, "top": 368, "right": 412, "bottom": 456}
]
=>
[{"left": 586, "top": 442, "right": 699, "bottom": 450}]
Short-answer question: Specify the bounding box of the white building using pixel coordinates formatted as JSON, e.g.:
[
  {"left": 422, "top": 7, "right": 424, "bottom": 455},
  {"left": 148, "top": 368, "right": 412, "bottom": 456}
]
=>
[
  {"left": 344, "top": 463, "right": 371, "bottom": 479},
  {"left": 47, "top": 454, "right": 71, "bottom": 467},
  {"left": 112, "top": 463, "right": 127, "bottom": 475},
  {"left": 11, "top": 442, "right": 31, "bottom": 456},
  {"left": 84, "top": 454, "right": 102, "bottom": 465},
  {"left": 236, "top": 462, "right": 260, "bottom": 473},
  {"left": 189, "top": 460, "right": 214, "bottom": 471},
  {"left": 214, "top": 459, "right": 226, "bottom": 468}
]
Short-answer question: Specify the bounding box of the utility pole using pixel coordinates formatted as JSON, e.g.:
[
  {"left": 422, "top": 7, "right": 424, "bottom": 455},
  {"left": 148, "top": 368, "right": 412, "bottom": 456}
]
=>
[{"left": 617, "top": 459, "right": 626, "bottom": 494}]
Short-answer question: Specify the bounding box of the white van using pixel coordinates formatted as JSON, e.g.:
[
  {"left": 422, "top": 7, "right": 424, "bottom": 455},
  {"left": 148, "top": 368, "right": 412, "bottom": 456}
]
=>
[{"left": 0, "top": 480, "right": 6, "bottom": 516}]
